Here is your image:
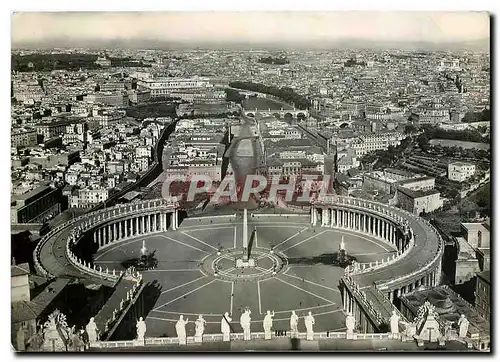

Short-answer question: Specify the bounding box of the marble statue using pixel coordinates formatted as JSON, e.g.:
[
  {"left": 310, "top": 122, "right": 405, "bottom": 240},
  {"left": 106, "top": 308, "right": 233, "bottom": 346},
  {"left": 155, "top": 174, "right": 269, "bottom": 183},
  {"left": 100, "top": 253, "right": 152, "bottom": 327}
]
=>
[
  {"left": 390, "top": 310, "right": 400, "bottom": 338},
  {"left": 290, "top": 311, "right": 299, "bottom": 337},
  {"left": 86, "top": 317, "right": 99, "bottom": 343},
  {"left": 16, "top": 326, "right": 26, "bottom": 351},
  {"left": 240, "top": 309, "right": 252, "bottom": 341},
  {"left": 27, "top": 331, "right": 44, "bottom": 351},
  {"left": 221, "top": 312, "right": 232, "bottom": 342},
  {"left": 195, "top": 315, "right": 206, "bottom": 342},
  {"left": 457, "top": 314, "right": 469, "bottom": 338},
  {"left": 175, "top": 315, "right": 189, "bottom": 345},
  {"left": 402, "top": 321, "right": 417, "bottom": 339},
  {"left": 67, "top": 326, "right": 85, "bottom": 352},
  {"left": 304, "top": 312, "right": 315, "bottom": 340},
  {"left": 345, "top": 312, "right": 356, "bottom": 334},
  {"left": 414, "top": 301, "right": 441, "bottom": 342},
  {"left": 443, "top": 321, "right": 454, "bottom": 340},
  {"left": 42, "top": 310, "right": 68, "bottom": 351},
  {"left": 263, "top": 310, "right": 275, "bottom": 340},
  {"left": 136, "top": 317, "right": 147, "bottom": 340}
]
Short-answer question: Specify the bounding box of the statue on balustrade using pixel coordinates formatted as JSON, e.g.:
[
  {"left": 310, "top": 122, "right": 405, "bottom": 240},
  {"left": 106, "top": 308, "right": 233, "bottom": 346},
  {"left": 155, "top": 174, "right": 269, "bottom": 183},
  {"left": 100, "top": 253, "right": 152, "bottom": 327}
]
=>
[
  {"left": 42, "top": 310, "right": 68, "bottom": 351},
  {"left": 290, "top": 310, "right": 299, "bottom": 337},
  {"left": 240, "top": 308, "right": 252, "bottom": 341},
  {"left": 86, "top": 317, "right": 99, "bottom": 343},
  {"left": 414, "top": 301, "right": 441, "bottom": 342},
  {"left": 175, "top": 315, "right": 189, "bottom": 345},
  {"left": 195, "top": 315, "right": 206, "bottom": 342},
  {"left": 457, "top": 314, "right": 469, "bottom": 338},
  {"left": 402, "top": 320, "right": 417, "bottom": 339},
  {"left": 67, "top": 326, "right": 85, "bottom": 352},
  {"left": 304, "top": 312, "right": 315, "bottom": 340},
  {"left": 389, "top": 310, "right": 400, "bottom": 338},
  {"left": 345, "top": 312, "right": 356, "bottom": 335},
  {"left": 221, "top": 312, "right": 232, "bottom": 342},
  {"left": 136, "top": 317, "right": 147, "bottom": 341},
  {"left": 263, "top": 310, "right": 275, "bottom": 340}
]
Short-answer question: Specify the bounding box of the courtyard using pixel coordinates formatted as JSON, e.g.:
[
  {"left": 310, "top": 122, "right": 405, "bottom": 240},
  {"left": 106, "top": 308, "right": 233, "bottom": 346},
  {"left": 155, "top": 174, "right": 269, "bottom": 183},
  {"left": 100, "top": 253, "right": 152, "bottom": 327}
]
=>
[{"left": 94, "top": 215, "right": 396, "bottom": 337}]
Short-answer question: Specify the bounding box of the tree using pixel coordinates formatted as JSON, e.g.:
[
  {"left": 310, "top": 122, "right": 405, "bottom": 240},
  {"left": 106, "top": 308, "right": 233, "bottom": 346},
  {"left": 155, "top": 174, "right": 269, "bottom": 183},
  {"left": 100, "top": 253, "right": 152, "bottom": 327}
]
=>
[
  {"left": 417, "top": 134, "right": 430, "bottom": 152},
  {"left": 404, "top": 124, "right": 417, "bottom": 134},
  {"left": 448, "top": 189, "right": 460, "bottom": 199}
]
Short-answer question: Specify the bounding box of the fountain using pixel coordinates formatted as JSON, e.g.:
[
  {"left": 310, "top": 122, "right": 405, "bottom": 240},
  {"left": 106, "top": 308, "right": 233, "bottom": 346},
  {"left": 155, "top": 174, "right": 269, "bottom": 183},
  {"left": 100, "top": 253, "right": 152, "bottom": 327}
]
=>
[
  {"left": 334, "top": 236, "right": 356, "bottom": 268},
  {"left": 122, "top": 240, "right": 158, "bottom": 271}
]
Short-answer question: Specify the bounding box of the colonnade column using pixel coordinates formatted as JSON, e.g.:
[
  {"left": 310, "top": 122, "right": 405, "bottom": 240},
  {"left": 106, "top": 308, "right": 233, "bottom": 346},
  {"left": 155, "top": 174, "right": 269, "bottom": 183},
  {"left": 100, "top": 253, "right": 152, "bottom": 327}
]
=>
[
  {"left": 331, "top": 209, "right": 335, "bottom": 227},
  {"left": 171, "top": 211, "right": 177, "bottom": 231}
]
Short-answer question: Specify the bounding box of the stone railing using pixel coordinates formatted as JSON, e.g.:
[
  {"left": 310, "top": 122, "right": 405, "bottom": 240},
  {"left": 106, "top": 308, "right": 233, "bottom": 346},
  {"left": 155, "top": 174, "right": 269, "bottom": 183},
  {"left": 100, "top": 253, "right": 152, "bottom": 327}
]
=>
[
  {"left": 346, "top": 231, "right": 415, "bottom": 276},
  {"left": 251, "top": 213, "right": 304, "bottom": 218},
  {"left": 99, "top": 274, "right": 144, "bottom": 339},
  {"left": 376, "top": 216, "right": 444, "bottom": 290},
  {"left": 316, "top": 196, "right": 443, "bottom": 290},
  {"left": 89, "top": 330, "right": 397, "bottom": 350},
  {"left": 315, "top": 195, "right": 414, "bottom": 277},
  {"left": 33, "top": 198, "right": 178, "bottom": 279},
  {"left": 194, "top": 214, "right": 237, "bottom": 221},
  {"left": 343, "top": 275, "right": 408, "bottom": 328}
]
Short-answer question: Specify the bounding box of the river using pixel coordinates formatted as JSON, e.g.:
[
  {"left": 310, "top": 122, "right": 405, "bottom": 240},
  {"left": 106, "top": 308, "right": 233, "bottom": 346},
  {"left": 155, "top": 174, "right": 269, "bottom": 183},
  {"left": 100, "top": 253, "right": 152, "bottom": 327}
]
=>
[{"left": 242, "top": 97, "right": 293, "bottom": 111}]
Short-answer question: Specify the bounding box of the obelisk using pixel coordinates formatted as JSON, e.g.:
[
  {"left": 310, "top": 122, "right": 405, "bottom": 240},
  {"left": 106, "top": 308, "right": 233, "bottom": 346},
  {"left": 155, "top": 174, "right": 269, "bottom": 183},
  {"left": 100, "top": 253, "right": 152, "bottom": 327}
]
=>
[{"left": 242, "top": 208, "right": 248, "bottom": 261}]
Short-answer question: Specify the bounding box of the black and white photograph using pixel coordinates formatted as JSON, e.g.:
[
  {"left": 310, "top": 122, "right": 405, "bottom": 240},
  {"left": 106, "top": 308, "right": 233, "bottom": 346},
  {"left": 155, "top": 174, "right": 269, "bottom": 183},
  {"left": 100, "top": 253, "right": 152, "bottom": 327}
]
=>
[{"left": 8, "top": 9, "right": 491, "bottom": 353}]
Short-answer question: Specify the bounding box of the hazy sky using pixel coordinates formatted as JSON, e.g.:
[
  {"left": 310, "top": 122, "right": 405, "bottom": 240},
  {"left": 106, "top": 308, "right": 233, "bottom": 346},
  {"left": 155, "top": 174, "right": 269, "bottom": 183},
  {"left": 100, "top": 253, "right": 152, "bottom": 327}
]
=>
[{"left": 12, "top": 12, "right": 490, "bottom": 44}]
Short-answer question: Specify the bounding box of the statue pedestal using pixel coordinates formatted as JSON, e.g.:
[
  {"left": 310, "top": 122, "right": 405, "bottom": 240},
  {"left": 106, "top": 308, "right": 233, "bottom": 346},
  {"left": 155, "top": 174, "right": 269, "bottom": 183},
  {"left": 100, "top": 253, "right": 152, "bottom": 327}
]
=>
[
  {"left": 264, "top": 331, "right": 272, "bottom": 340},
  {"left": 134, "top": 339, "right": 145, "bottom": 346},
  {"left": 346, "top": 332, "right": 357, "bottom": 340},
  {"left": 236, "top": 258, "right": 255, "bottom": 268},
  {"left": 438, "top": 337, "right": 446, "bottom": 347},
  {"left": 223, "top": 333, "right": 230, "bottom": 342},
  {"left": 194, "top": 335, "right": 203, "bottom": 343},
  {"left": 243, "top": 332, "right": 251, "bottom": 341},
  {"left": 417, "top": 338, "right": 424, "bottom": 347},
  {"left": 178, "top": 338, "right": 187, "bottom": 345},
  {"left": 306, "top": 332, "right": 314, "bottom": 341}
]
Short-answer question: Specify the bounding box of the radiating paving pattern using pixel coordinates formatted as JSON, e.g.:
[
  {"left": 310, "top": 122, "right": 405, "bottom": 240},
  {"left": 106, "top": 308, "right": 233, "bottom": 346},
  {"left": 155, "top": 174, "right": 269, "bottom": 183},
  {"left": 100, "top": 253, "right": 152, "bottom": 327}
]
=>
[{"left": 93, "top": 215, "right": 392, "bottom": 337}]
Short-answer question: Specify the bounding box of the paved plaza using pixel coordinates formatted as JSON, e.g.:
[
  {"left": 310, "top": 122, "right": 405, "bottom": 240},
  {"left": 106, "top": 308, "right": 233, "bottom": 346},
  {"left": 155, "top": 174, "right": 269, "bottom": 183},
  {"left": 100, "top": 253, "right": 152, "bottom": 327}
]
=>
[{"left": 94, "top": 215, "right": 397, "bottom": 337}]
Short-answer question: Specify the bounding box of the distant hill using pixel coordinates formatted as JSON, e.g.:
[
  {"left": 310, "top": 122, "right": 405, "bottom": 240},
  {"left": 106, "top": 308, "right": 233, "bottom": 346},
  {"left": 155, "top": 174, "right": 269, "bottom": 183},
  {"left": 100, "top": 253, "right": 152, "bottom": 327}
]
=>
[{"left": 12, "top": 37, "right": 490, "bottom": 52}]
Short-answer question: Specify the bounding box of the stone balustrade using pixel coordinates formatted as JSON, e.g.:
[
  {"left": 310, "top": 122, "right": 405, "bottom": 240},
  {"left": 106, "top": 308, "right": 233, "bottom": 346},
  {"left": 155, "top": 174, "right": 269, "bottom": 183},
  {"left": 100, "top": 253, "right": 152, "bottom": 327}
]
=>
[
  {"left": 89, "top": 330, "right": 401, "bottom": 350},
  {"left": 347, "top": 231, "right": 416, "bottom": 276},
  {"left": 311, "top": 195, "right": 443, "bottom": 300},
  {"left": 33, "top": 198, "right": 179, "bottom": 280},
  {"left": 376, "top": 217, "right": 444, "bottom": 291}
]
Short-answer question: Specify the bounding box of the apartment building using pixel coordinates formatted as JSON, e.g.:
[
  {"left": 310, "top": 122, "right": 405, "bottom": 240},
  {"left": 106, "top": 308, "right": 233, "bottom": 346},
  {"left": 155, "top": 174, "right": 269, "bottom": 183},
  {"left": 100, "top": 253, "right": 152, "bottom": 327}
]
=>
[
  {"left": 395, "top": 186, "right": 442, "bottom": 215},
  {"left": 137, "top": 77, "right": 213, "bottom": 97},
  {"left": 10, "top": 184, "right": 62, "bottom": 224},
  {"left": 448, "top": 161, "right": 476, "bottom": 182},
  {"left": 11, "top": 128, "right": 37, "bottom": 148}
]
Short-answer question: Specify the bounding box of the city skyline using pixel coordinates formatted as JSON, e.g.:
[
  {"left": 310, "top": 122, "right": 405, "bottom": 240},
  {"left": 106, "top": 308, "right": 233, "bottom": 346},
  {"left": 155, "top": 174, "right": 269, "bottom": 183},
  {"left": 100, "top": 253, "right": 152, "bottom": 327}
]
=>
[{"left": 12, "top": 11, "right": 490, "bottom": 48}]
